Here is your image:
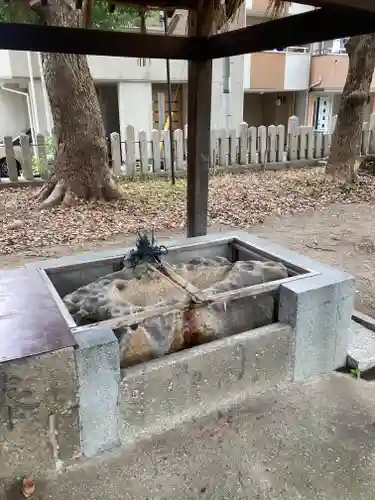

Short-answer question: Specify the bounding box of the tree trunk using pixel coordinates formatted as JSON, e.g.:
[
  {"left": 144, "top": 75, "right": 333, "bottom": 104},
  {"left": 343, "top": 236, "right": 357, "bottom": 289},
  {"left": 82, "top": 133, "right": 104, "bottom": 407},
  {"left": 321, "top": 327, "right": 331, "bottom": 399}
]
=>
[
  {"left": 33, "top": 0, "right": 120, "bottom": 208},
  {"left": 326, "top": 35, "right": 375, "bottom": 183}
]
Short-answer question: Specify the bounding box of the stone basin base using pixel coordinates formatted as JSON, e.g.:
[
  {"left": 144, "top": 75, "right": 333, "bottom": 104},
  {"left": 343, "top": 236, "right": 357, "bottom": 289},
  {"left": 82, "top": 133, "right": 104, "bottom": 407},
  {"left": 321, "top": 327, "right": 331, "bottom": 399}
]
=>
[{"left": 0, "top": 231, "right": 355, "bottom": 488}]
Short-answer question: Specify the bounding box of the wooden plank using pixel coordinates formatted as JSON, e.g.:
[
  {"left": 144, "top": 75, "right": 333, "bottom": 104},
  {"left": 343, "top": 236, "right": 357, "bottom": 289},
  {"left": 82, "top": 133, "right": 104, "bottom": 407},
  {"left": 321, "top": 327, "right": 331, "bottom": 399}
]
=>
[
  {"left": 186, "top": 10, "right": 213, "bottom": 238},
  {"left": 0, "top": 22, "right": 203, "bottom": 60},
  {"left": 110, "top": 0, "right": 197, "bottom": 9},
  {"left": 0, "top": 268, "right": 75, "bottom": 363},
  {"left": 205, "top": 6, "right": 375, "bottom": 59}
]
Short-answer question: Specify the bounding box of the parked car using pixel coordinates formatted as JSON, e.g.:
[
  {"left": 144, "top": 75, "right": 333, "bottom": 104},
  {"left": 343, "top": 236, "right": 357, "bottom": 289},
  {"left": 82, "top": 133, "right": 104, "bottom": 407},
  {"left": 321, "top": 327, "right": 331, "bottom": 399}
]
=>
[
  {"left": 0, "top": 128, "right": 55, "bottom": 178},
  {"left": 0, "top": 128, "right": 32, "bottom": 178}
]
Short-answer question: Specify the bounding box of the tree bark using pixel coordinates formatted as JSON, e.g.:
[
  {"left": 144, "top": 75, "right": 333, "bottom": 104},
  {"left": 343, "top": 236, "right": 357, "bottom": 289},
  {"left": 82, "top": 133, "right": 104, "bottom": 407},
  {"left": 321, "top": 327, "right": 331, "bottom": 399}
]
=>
[
  {"left": 32, "top": 0, "right": 120, "bottom": 208},
  {"left": 326, "top": 34, "right": 375, "bottom": 183}
]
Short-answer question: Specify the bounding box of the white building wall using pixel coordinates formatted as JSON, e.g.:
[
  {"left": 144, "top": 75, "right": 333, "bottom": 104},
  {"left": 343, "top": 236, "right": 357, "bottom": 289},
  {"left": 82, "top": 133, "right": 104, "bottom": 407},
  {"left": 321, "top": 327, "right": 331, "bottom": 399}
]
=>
[
  {"left": 210, "top": 55, "right": 244, "bottom": 131},
  {"left": 118, "top": 81, "right": 153, "bottom": 136},
  {"left": 284, "top": 53, "right": 311, "bottom": 91},
  {"left": 0, "top": 51, "right": 245, "bottom": 138},
  {"left": 0, "top": 89, "right": 29, "bottom": 137},
  {"left": 211, "top": 59, "right": 224, "bottom": 130},
  {"left": 243, "top": 54, "right": 251, "bottom": 90},
  {"left": 294, "top": 90, "right": 308, "bottom": 124},
  {"left": 27, "top": 79, "right": 53, "bottom": 136},
  {"left": 0, "top": 50, "right": 12, "bottom": 79}
]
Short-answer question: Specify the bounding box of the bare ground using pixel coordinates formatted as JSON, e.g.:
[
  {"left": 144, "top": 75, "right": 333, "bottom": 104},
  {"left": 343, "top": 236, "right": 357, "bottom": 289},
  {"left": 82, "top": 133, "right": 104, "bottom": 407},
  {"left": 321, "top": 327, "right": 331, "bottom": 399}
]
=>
[{"left": 1, "top": 170, "right": 375, "bottom": 315}]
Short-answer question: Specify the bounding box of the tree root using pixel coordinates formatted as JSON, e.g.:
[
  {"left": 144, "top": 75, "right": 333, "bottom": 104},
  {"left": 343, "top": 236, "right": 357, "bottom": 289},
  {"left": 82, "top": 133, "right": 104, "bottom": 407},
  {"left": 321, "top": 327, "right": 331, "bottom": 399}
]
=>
[
  {"left": 31, "top": 176, "right": 121, "bottom": 209},
  {"left": 325, "top": 162, "right": 358, "bottom": 184}
]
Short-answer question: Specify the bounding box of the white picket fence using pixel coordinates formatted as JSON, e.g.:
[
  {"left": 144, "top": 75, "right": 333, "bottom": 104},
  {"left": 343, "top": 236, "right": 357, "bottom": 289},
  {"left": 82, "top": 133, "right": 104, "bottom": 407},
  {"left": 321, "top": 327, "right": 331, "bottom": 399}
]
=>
[
  {"left": 109, "top": 114, "right": 375, "bottom": 175},
  {"left": 1, "top": 114, "right": 375, "bottom": 184}
]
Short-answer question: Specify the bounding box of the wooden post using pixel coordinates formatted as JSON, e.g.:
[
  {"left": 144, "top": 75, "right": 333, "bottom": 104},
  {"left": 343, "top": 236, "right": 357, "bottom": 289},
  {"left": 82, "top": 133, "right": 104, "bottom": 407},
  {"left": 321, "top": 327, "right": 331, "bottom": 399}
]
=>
[
  {"left": 218, "top": 128, "right": 227, "bottom": 167},
  {"left": 20, "top": 133, "right": 34, "bottom": 180},
  {"left": 152, "top": 129, "right": 161, "bottom": 173},
  {"left": 228, "top": 129, "right": 236, "bottom": 165},
  {"left": 4, "top": 136, "right": 18, "bottom": 182},
  {"left": 110, "top": 132, "right": 122, "bottom": 176},
  {"left": 125, "top": 125, "right": 135, "bottom": 176},
  {"left": 174, "top": 128, "right": 185, "bottom": 171},
  {"left": 36, "top": 133, "right": 48, "bottom": 180},
  {"left": 249, "top": 126, "right": 257, "bottom": 164},
  {"left": 276, "top": 124, "right": 285, "bottom": 163},
  {"left": 186, "top": 10, "right": 213, "bottom": 238},
  {"left": 139, "top": 130, "right": 148, "bottom": 174}
]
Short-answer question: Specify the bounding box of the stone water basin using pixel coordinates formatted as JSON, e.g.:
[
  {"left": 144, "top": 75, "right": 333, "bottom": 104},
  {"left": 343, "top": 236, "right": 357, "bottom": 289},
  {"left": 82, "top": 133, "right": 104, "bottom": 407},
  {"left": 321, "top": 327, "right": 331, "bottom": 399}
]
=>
[
  {"left": 36, "top": 235, "right": 313, "bottom": 369},
  {"left": 62, "top": 256, "right": 288, "bottom": 368}
]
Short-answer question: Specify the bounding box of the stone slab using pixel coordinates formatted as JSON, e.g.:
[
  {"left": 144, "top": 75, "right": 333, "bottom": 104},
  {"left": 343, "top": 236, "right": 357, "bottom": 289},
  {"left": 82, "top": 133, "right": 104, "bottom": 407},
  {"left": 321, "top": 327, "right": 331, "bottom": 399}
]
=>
[
  {"left": 25, "top": 374, "right": 375, "bottom": 500},
  {"left": 0, "top": 347, "right": 79, "bottom": 486},
  {"left": 279, "top": 273, "right": 355, "bottom": 379},
  {"left": 73, "top": 326, "right": 121, "bottom": 458},
  {"left": 118, "top": 322, "right": 294, "bottom": 442},
  {"left": 0, "top": 268, "right": 75, "bottom": 363},
  {"left": 347, "top": 319, "right": 375, "bottom": 371}
]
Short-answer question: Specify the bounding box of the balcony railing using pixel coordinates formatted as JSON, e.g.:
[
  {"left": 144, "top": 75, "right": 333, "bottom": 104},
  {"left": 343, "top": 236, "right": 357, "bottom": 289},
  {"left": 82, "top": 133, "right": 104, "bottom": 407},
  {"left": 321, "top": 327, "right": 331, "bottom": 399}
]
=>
[
  {"left": 267, "top": 47, "right": 310, "bottom": 54},
  {"left": 312, "top": 39, "right": 349, "bottom": 56}
]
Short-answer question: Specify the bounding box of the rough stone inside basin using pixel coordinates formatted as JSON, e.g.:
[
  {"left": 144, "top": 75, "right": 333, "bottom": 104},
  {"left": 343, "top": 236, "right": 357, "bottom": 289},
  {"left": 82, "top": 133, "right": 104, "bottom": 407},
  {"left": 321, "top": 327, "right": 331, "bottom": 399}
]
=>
[{"left": 64, "top": 256, "right": 288, "bottom": 368}]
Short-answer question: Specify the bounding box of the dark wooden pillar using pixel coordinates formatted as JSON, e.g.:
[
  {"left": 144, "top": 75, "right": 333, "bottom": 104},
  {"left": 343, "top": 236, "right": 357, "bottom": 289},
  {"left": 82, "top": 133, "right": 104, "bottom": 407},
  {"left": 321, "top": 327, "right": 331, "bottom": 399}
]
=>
[{"left": 186, "top": 11, "right": 213, "bottom": 238}]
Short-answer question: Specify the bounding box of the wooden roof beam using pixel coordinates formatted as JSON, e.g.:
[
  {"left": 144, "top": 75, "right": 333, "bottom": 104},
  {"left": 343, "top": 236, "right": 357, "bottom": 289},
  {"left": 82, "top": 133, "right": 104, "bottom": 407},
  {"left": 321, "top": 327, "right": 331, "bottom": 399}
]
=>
[
  {"left": 0, "top": 22, "right": 205, "bottom": 59},
  {"left": 205, "top": 5, "right": 375, "bottom": 59},
  {"left": 107, "top": 0, "right": 197, "bottom": 9}
]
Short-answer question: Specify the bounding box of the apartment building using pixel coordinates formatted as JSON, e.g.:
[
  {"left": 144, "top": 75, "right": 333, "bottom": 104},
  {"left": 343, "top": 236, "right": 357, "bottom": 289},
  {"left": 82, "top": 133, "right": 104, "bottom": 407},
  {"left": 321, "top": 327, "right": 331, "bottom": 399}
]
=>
[
  {"left": 309, "top": 38, "right": 375, "bottom": 131},
  {"left": 0, "top": 9, "right": 246, "bottom": 139},
  {"left": 244, "top": 0, "right": 375, "bottom": 132},
  {"left": 0, "top": 4, "right": 373, "bottom": 139}
]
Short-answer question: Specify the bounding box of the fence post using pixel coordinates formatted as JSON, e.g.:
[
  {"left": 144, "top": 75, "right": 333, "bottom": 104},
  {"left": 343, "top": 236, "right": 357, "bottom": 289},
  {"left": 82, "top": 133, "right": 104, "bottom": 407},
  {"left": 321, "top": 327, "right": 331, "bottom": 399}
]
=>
[
  {"left": 258, "top": 125, "right": 267, "bottom": 164},
  {"left": 19, "top": 133, "right": 33, "bottom": 180},
  {"left": 183, "top": 124, "right": 188, "bottom": 161},
  {"left": 163, "top": 129, "right": 171, "bottom": 173},
  {"left": 228, "top": 129, "right": 236, "bottom": 165},
  {"left": 125, "top": 125, "right": 136, "bottom": 176},
  {"left": 4, "top": 136, "right": 18, "bottom": 182},
  {"left": 369, "top": 113, "right": 375, "bottom": 154},
  {"left": 287, "top": 116, "right": 299, "bottom": 161},
  {"left": 239, "top": 122, "right": 248, "bottom": 164},
  {"left": 211, "top": 130, "right": 218, "bottom": 168},
  {"left": 249, "top": 126, "right": 257, "bottom": 164},
  {"left": 329, "top": 114, "right": 338, "bottom": 134},
  {"left": 306, "top": 126, "right": 314, "bottom": 160},
  {"left": 276, "top": 124, "right": 285, "bottom": 163},
  {"left": 315, "top": 132, "right": 323, "bottom": 159},
  {"left": 110, "top": 132, "right": 122, "bottom": 176},
  {"left": 36, "top": 134, "right": 49, "bottom": 180},
  {"left": 217, "top": 128, "right": 227, "bottom": 167},
  {"left": 151, "top": 129, "right": 161, "bottom": 173},
  {"left": 323, "top": 133, "right": 331, "bottom": 157},
  {"left": 298, "top": 126, "right": 307, "bottom": 160},
  {"left": 174, "top": 128, "right": 185, "bottom": 171},
  {"left": 139, "top": 130, "right": 148, "bottom": 174},
  {"left": 268, "top": 125, "right": 277, "bottom": 163},
  {"left": 362, "top": 121, "right": 370, "bottom": 155}
]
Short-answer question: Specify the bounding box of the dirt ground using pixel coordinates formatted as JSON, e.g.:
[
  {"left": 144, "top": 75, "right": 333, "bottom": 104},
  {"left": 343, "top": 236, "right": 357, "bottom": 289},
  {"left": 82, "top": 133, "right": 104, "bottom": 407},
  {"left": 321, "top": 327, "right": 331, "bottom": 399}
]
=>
[{"left": 1, "top": 201, "right": 374, "bottom": 315}]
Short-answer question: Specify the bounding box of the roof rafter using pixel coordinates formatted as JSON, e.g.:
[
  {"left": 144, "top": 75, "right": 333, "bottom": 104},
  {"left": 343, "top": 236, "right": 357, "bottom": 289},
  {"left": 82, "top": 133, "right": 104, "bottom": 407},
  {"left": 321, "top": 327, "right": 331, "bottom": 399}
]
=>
[{"left": 0, "top": 22, "right": 205, "bottom": 59}]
